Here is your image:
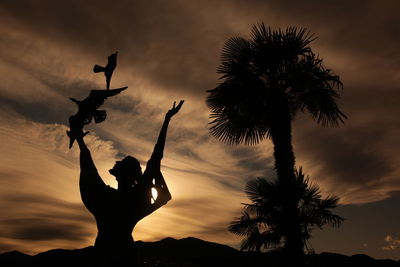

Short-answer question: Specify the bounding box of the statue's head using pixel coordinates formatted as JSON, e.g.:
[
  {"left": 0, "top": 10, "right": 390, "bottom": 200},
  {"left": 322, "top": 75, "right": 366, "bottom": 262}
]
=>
[{"left": 109, "top": 155, "right": 142, "bottom": 186}]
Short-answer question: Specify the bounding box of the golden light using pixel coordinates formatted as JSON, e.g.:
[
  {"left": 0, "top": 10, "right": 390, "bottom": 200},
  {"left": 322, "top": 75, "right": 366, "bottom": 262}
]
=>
[{"left": 151, "top": 187, "right": 158, "bottom": 204}]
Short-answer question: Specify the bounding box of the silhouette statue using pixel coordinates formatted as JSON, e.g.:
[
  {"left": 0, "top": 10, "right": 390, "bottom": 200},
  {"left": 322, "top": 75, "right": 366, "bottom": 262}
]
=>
[
  {"left": 93, "top": 52, "right": 118, "bottom": 90},
  {"left": 75, "top": 100, "right": 184, "bottom": 266},
  {"left": 67, "top": 87, "right": 128, "bottom": 148}
]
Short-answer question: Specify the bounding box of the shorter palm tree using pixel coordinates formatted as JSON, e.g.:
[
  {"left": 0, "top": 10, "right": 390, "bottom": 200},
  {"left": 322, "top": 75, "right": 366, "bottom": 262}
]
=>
[{"left": 229, "top": 168, "right": 343, "bottom": 253}]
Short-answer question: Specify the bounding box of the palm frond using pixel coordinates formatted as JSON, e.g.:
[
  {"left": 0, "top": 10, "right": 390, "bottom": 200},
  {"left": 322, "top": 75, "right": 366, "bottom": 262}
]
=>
[
  {"left": 316, "top": 196, "right": 343, "bottom": 227},
  {"left": 240, "top": 227, "right": 282, "bottom": 252},
  {"left": 245, "top": 177, "right": 275, "bottom": 201},
  {"left": 240, "top": 227, "right": 264, "bottom": 252},
  {"left": 282, "top": 26, "right": 316, "bottom": 55},
  {"left": 207, "top": 80, "right": 272, "bottom": 145},
  {"left": 289, "top": 53, "right": 347, "bottom": 127},
  {"left": 228, "top": 210, "right": 265, "bottom": 236},
  {"left": 219, "top": 36, "right": 252, "bottom": 70},
  {"left": 320, "top": 213, "right": 344, "bottom": 228}
]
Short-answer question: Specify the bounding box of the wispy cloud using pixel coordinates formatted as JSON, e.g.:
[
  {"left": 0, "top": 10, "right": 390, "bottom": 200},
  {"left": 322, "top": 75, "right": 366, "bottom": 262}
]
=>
[{"left": 383, "top": 235, "right": 400, "bottom": 251}]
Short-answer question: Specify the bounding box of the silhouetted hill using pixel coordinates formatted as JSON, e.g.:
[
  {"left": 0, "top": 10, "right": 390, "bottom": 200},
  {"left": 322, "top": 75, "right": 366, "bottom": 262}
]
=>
[
  {"left": 135, "top": 237, "right": 241, "bottom": 266},
  {"left": 1, "top": 237, "right": 399, "bottom": 267},
  {"left": 0, "top": 251, "right": 31, "bottom": 266},
  {"left": 307, "top": 252, "right": 400, "bottom": 267}
]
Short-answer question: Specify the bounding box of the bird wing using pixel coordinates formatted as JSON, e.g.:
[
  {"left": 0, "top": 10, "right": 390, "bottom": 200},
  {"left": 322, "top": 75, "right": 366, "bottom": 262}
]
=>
[
  {"left": 67, "top": 86, "right": 127, "bottom": 148},
  {"left": 93, "top": 64, "right": 105, "bottom": 73},
  {"left": 81, "top": 86, "right": 128, "bottom": 110}
]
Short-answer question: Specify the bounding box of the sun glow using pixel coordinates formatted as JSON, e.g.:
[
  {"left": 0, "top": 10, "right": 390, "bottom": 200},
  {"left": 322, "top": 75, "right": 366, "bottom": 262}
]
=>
[{"left": 151, "top": 187, "right": 158, "bottom": 204}]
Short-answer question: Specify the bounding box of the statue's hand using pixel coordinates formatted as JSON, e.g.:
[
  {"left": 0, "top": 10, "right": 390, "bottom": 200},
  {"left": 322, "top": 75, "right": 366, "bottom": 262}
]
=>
[{"left": 166, "top": 100, "right": 184, "bottom": 118}]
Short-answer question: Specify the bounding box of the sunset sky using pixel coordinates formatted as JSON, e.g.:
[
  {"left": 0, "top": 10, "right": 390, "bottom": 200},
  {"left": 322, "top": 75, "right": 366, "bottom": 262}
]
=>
[{"left": 1, "top": 0, "right": 400, "bottom": 260}]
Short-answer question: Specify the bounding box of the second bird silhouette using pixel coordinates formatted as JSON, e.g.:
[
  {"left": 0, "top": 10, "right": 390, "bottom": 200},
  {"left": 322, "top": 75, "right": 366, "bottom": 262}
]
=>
[{"left": 93, "top": 52, "right": 118, "bottom": 90}]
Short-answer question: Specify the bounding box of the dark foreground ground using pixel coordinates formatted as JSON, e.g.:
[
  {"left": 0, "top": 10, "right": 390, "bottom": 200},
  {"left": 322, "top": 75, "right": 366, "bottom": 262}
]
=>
[{"left": 1, "top": 237, "right": 399, "bottom": 267}]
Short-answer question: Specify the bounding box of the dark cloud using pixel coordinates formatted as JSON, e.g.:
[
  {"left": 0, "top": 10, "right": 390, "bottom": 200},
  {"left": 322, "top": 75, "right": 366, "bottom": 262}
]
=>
[
  {"left": 227, "top": 147, "right": 275, "bottom": 179},
  {"left": 1, "top": 0, "right": 399, "bottom": 100},
  {"left": 265, "top": 0, "right": 400, "bottom": 54},
  {"left": 174, "top": 146, "right": 205, "bottom": 163},
  {"left": 1, "top": 194, "right": 90, "bottom": 221},
  {"left": 291, "top": 79, "right": 400, "bottom": 200},
  {"left": 295, "top": 124, "right": 394, "bottom": 185},
  {"left": 0, "top": 169, "right": 30, "bottom": 183},
  {"left": 168, "top": 128, "right": 205, "bottom": 145},
  {"left": 165, "top": 164, "right": 242, "bottom": 192},
  {"left": 0, "top": 95, "right": 64, "bottom": 125},
  {"left": 215, "top": 179, "right": 244, "bottom": 193},
  {"left": 0, "top": 61, "right": 100, "bottom": 125},
  {"left": 106, "top": 94, "right": 142, "bottom": 115},
  {"left": 0, "top": 0, "right": 228, "bottom": 95},
  {"left": 0, "top": 193, "right": 93, "bottom": 242},
  {"left": 2, "top": 193, "right": 71, "bottom": 206},
  {"left": 2, "top": 219, "right": 90, "bottom": 241}
]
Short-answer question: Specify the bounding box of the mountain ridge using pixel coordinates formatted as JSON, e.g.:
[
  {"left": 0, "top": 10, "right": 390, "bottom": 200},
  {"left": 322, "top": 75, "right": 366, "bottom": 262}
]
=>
[{"left": 1, "top": 236, "right": 399, "bottom": 267}]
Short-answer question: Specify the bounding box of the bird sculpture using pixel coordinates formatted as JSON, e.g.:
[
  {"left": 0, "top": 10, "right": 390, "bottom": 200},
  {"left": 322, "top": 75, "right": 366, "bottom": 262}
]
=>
[
  {"left": 67, "top": 86, "right": 128, "bottom": 148},
  {"left": 93, "top": 52, "right": 118, "bottom": 90}
]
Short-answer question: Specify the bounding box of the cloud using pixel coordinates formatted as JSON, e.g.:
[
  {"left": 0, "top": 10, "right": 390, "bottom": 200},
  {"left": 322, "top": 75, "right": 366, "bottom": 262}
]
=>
[
  {"left": 383, "top": 235, "right": 400, "bottom": 251},
  {"left": 292, "top": 92, "right": 400, "bottom": 204},
  {"left": 229, "top": 146, "right": 275, "bottom": 179},
  {"left": 0, "top": 0, "right": 228, "bottom": 96},
  {"left": 0, "top": 193, "right": 95, "bottom": 253},
  {"left": 296, "top": 124, "right": 393, "bottom": 184}
]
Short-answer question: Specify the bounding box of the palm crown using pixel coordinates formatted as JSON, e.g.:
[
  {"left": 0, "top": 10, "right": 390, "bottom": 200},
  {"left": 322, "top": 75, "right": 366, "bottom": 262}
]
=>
[
  {"left": 229, "top": 168, "right": 343, "bottom": 252},
  {"left": 207, "top": 23, "right": 346, "bottom": 145}
]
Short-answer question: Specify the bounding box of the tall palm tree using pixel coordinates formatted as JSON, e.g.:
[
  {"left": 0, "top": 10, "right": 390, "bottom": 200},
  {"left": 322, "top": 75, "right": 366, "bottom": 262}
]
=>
[
  {"left": 229, "top": 168, "right": 343, "bottom": 253},
  {"left": 207, "top": 23, "right": 346, "bottom": 256}
]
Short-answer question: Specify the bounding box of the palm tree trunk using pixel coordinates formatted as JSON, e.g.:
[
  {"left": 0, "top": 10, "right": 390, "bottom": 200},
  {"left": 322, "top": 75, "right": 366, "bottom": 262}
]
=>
[
  {"left": 270, "top": 110, "right": 304, "bottom": 264},
  {"left": 271, "top": 121, "right": 295, "bottom": 183}
]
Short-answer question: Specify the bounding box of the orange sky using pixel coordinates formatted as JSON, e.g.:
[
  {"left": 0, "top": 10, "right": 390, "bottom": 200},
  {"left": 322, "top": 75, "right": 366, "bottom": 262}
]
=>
[{"left": 1, "top": 0, "right": 400, "bottom": 260}]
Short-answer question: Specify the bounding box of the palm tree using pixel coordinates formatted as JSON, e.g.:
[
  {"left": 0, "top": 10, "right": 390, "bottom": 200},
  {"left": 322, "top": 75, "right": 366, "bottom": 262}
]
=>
[
  {"left": 229, "top": 168, "right": 343, "bottom": 254},
  {"left": 206, "top": 23, "right": 346, "bottom": 256}
]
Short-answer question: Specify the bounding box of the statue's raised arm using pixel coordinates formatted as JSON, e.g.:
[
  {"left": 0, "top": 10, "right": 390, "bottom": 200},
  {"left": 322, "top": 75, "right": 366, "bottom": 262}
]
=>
[
  {"left": 150, "top": 100, "right": 184, "bottom": 162},
  {"left": 141, "top": 100, "right": 184, "bottom": 217}
]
